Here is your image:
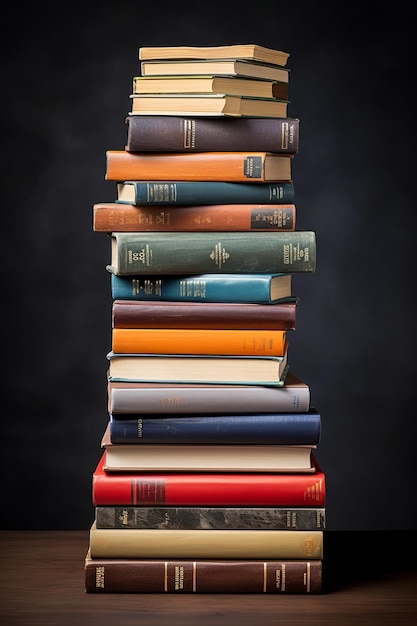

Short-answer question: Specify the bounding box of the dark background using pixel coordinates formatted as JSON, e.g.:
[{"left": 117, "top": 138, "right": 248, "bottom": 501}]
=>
[{"left": 2, "top": 3, "right": 416, "bottom": 530}]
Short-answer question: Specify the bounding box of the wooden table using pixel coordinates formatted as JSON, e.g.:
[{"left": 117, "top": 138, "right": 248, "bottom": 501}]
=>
[{"left": 1, "top": 531, "right": 416, "bottom": 625}]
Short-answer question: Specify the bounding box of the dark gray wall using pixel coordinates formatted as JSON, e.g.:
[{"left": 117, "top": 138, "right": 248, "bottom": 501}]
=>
[{"left": 3, "top": 4, "right": 416, "bottom": 530}]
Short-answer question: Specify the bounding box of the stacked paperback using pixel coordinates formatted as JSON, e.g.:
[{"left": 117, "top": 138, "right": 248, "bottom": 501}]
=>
[{"left": 85, "top": 43, "right": 326, "bottom": 594}]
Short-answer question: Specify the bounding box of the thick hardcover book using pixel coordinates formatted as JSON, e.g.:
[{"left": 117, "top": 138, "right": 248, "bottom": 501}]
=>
[
  {"left": 116, "top": 180, "right": 295, "bottom": 205},
  {"left": 110, "top": 273, "right": 294, "bottom": 303},
  {"left": 105, "top": 150, "right": 293, "bottom": 182},
  {"left": 140, "top": 60, "right": 289, "bottom": 83},
  {"left": 129, "top": 94, "right": 289, "bottom": 118},
  {"left": 106, "top": 349, "right": 289, "bottom": 385},
  {"left": 111, "top": 327, "right": 288, "bottom": 356},
  {"left": 107, "top": 231, "right": 316, "bottom": 275},
  {"left": 107, "top": 371, "right": 311, "bottom": 414},
  {"left": 92, "top": 452, "right": 326, "bottom": 506},
  {"left": 125, "top": 115, "right": 298, "bottom": 153},
  {"left": 132, "top": 76, "right": 289, "bottom": 100},
  {"left": 138, "top": 44, "right": 290, "bottom": 67},
  {"left": 95, "top": 505, "right": 326, "bottom": 530},
  {"left": 108, "top": 408, "right": 321, "bottom": 445},
  {"left": 101, "top": 425, "right": 316, "bottom": 473},
  {"left": 85, "top": 554, "right": 322, "bottom": 594},
  {"left": 88, "top": 522, "right": 323, "bottom": 559},
  {"left": 93, "top": 202, "right": 296, "bottom": 232},
  {"left": 111, "top": 299, "right": 297, "bottom": 330}
]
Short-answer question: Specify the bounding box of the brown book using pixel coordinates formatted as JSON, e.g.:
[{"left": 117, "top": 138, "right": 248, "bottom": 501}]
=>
[
  {"left": 111, "top": 299, "right": 297, "bottom": 330},
  {"left": 140, "top": 60, "right": 289, "bottom": 82},
  {"left": 105, "top": 150, "right": 293, "bottom": 182},
  {"left": 132, "top": 75, "right": 289, "bottom": 100},
  {"left": 85, "top": 552, "right": 322, "bottom": 594},
  {"left": 93, "top": 202, "right": 296, "bottom": 232},
  {"left": 138, "top": 44, "right": 290, "bottom": 67},
  {"left": 129, "top": 94, "right": 288, "bottom": 118},
  {"left": 124, "top": 115, "right": 299, "bottom": 153}
]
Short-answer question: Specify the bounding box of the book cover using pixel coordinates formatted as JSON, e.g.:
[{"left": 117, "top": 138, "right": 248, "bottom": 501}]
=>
[
  {"left": 107, "top": 231, "right": 316, "bottom": 275},
  {"left": 92, "top": 452, "right": 326, "bottom": 506},
  {"left": 88, "top": 522, "right": 323, "bottom": 559},
  {"left": 106, "top": 349, "right": 289, "bottom": 385},
  {"left": 110, "top": 273, "right": 294, "bottom": 303},
  {"left": 111, "top": 299, "right": 297, "bottom": 330},
  {"left": 105, "top": 150, "right": 293, "bottom": 182},
  {"left": 85, "top": 555, "right": 322, "bottom": 594},
  {"left": 93, "top": 202, "right": 296, "bottom": 232},
  {"left": 116, "top": 180, "right": 295, "bottom": 205},
  {"left": 138, "top": 44, "right": 290, "bottom": 67},
  {"left": 108, "top": 371, "right": 311, "bottom": 414},
  {"left": 111, "top": 327, "right": 288, "bottom": 356},
  {"left": 95, "top": 505, "right": 326, "bottom": 530},
  {"left": 108, "top": 408, "right": 321, "bottom": 444},
  {"left": 125, "top": 115, "right": 298, "bottom": 153},
  {"left": 140, "top": 60, "right": 290, "bottom": 82}
]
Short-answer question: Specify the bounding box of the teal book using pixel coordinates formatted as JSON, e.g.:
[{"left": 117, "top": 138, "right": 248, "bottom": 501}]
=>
[
  {"left": 116, "top": 180, "right": 295, "bottom": 205},
  {"left": 107, "top": 231, "right": 316, "bottom": 276},
  {"left": 110, "top": 273, "right": 295, "bottom": 303}
]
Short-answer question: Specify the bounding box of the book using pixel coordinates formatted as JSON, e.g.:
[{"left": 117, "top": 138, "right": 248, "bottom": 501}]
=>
[
  {"left": 108, "top": 408, "right": 321, "bottom": 445},
  {"left": 110, "top": 273, "right": 294, "bottom": 303},
  {"left": 84, "top": 554, "right": 322, "bottom": 593},
  {"left": 95, "top": 505, "right": 326, "bottom": 530},
  {"left": 107, "top": 231, "right": 316, "bottom": 275},
  {"left": 107, "top": 371, "right": 311, "bottom": 414},
  {"left": 132, "top": 75, "right": 289, "bottom": 100},
  {"left": 92, "top": 452, "right": 326, "bottom": 506},
  {"left": 93, "top": 202, "right": 296, "bottom": 232},
  {"left": 124, "top": 115, "right": 299, "bottom": 153},
  {"left": 105, "top": 150, "right": 293, "bottom": 182},
  {"left": 101, "top": 424, "right": 316, "bottom": 473},
  {"left": 129, "top": 94, "right": 289, "bottom": 118},
  {"left": 88, "top": 522, "right": 323, "bottom": 559},
  {"left": 106, "top": 349, "right": 289, "bottom": 385},
  {"left": 111, "top": 327, "right": 288, "bottom": 356},
  {"left": 115, "top": 180, "right": 295, "bottom": 205},
  {"left": 138, "top": 44, "right": 290, "bottom": 67},
  {"left": 111, "top": 299, "right": 297, "bottom": 330},
  {"left": 140, "top": 60, "right": 289, "bottom": 83}
]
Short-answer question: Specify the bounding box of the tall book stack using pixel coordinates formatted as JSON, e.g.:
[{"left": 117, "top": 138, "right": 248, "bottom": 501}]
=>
[{"left": 85, "top": 43, "right": 326, "bottom": 594}]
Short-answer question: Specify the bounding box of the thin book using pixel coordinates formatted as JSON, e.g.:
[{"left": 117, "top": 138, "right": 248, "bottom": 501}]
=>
[
  {"left": 140, "top": 60, "right": 290, "bottom": 83},
  {"left": 138, "top": 44, "right": 290, "bottom": 66}
]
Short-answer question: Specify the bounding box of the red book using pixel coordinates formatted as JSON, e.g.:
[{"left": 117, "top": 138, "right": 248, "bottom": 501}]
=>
[{"left": 92, "top": 451, "right": 325, "bottom": 507}]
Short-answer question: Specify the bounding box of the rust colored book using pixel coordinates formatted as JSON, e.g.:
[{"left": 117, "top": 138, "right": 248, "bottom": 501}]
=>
[
  {"left": 85, "top": 554, "right": 322, "bottom": 594},
  {"left": 111, "top": 299, "right": 297, "bottom": 330},
  {"left": 85, "top": 553, "right": 322, "bottom": 594},
  {"left": 140, "top": 60, "right": 289, "bottom": 83},
  {"left": 124, "top": 115, "right": 299, "bottom": 154},
  {"left": 111, "top": 327, "right": 288, "bottom": 356},
  {"left": 105, "top": 150, "right": 293, "bottom": 182},
  {"left": 92, "top": 451, "right": 326, "bottom": 506},
  {"left": 107, "top": 371, "right": 311, "bottom": 414},
  {"left": 129, "top": 94, "right": 288, "bottom": 118},
  {"left": 92, "top": 202, "right": 296, "bottom": 232},
  {"left": 132, "top": 75, "right": 289, "bottom": 100},
  {"left": 138, "top": 44, "right": 290, "bottom": 67}
]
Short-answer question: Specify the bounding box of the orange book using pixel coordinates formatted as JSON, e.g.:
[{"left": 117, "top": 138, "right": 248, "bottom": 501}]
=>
[
  {"left": 112, "top": 327, "right": 288, "bottom": 356},
  {"left": 105, "top": 150, "right": 293, "bottom": 182}
]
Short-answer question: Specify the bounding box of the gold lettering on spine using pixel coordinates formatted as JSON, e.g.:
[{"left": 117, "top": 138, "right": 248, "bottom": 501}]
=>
[
  {"left": 193, "top": 562, "right": 197, "bottom": 592},
  {"left": 263, "top": 562, "right": 267, "bottom": 592},
  {"left": 306, "top": 562, "right": 311, "bottom": 592},
  {"left": 164, "top": 562, "right": 168, "bottom": 592}
]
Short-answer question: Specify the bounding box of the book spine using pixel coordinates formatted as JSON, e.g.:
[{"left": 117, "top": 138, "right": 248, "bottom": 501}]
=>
[
  {"left": 85, "top": 558, "right": 322, "bottom": 593},
  {"left": 95, "top": 506, "right": 326, "bottom": 530},
  {"left": 89, "top": 527, "right": 324, "bottom": 559},
  {"left": 125, "top": 115, "right": 299, "bottom": 153},
  {"left": 109, "top": 231, "right": 316, "bottom": 275},
  {"left": 108, "top": 412, "right": 321, "bottom": 444},
  {"left": 111, "top": 328, "right": 287, "bottom": 356},
  {"left": 105, "top": 151, "right": 292, "bottom": 182},
  {"left": 92, "top": 467, "right": 326, "bottom": 507},
  {"left": 93, "top": 203, "right": 296, "bottom": 232},
  {"left": 108, "top": 382, "right": 311, "bottom": 414},
  {"left": 117, "top": 181, "right": 295, "bottom": 205},
  {"left": 112, "top": 300, "right": 297, "bottom": 330},
  {"left": 110, "top": 274, "right": 289, "bottom": 303}
]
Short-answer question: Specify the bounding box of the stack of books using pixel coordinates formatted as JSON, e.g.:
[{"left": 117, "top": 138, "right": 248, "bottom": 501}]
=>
[{"left": 85, "top": 43, "right": 326, "bottom": 594}]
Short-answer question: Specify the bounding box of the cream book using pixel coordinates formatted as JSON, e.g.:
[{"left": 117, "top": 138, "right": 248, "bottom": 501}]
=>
[{"left": 138, "top": 44, "right": 290, "bottom": 67}]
